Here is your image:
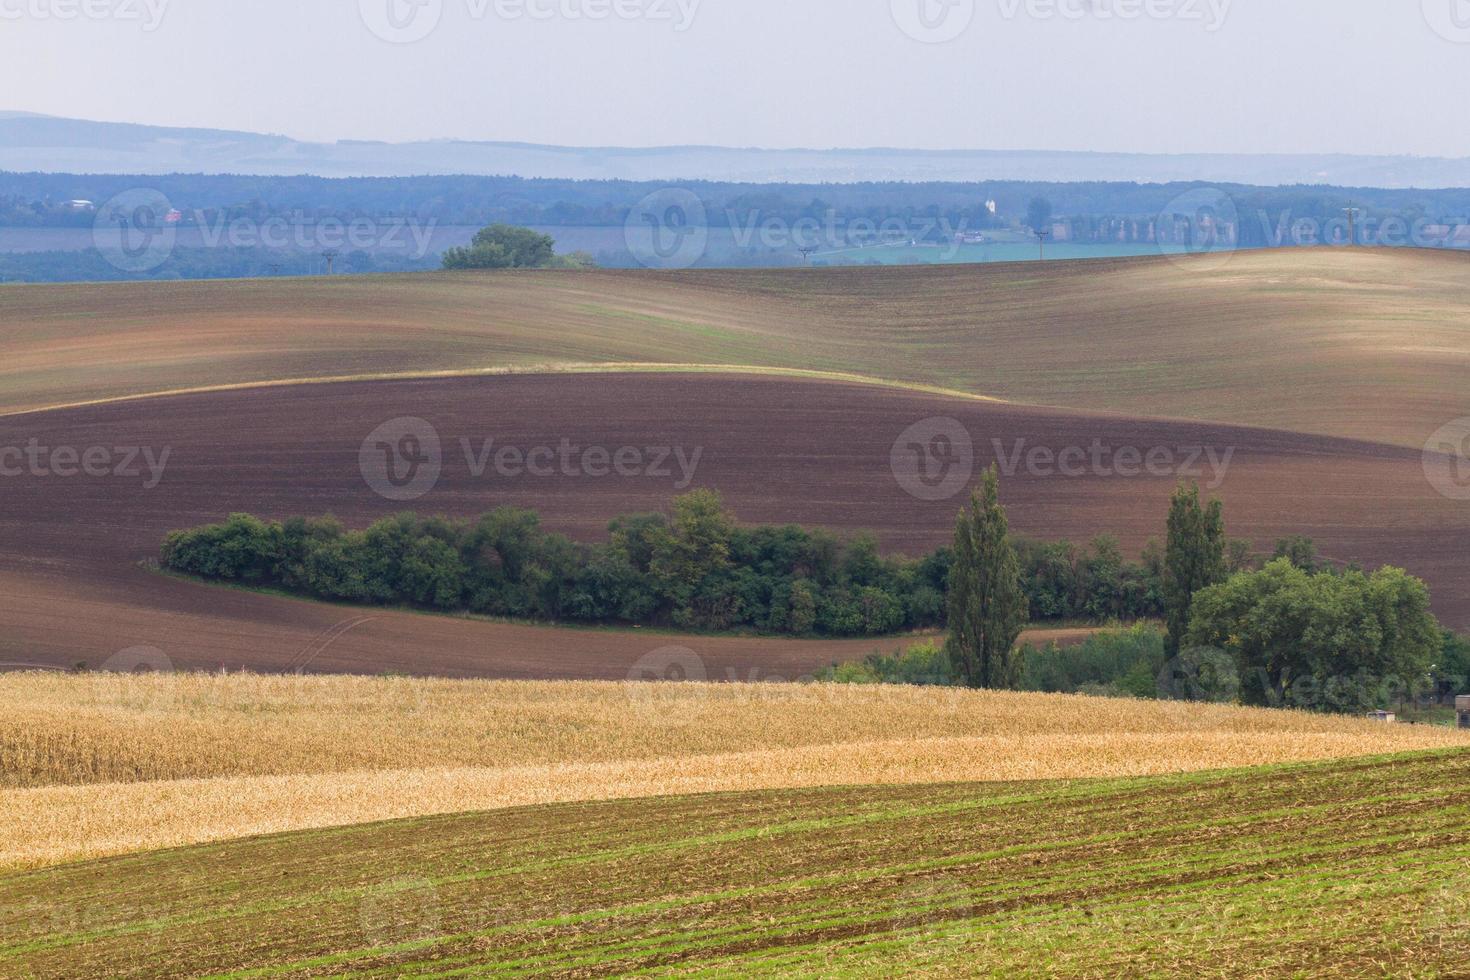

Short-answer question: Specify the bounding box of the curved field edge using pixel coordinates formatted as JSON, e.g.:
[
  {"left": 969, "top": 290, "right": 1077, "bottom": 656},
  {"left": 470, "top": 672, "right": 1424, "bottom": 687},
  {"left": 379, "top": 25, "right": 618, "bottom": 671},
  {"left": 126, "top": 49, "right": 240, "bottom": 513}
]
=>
[
  {"left": 3, "top": 749, "right": 1470, "bottom": 978},
  {"left": 0, "top": 362, "right": 1006, "bottom": 422},
  {"left": 4, "top": 248, "right": 1468, "bottom": 448},
  {"left": 3, "top": 674, "right": 1466, "bottom": 871}
]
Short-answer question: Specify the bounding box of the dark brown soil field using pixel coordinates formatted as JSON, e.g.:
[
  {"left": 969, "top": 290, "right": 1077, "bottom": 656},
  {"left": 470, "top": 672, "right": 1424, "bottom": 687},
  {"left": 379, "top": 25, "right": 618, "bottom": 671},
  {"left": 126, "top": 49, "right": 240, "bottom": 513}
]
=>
[{"left": 1, "top": 372, "right": 1465, "bottom": 678}]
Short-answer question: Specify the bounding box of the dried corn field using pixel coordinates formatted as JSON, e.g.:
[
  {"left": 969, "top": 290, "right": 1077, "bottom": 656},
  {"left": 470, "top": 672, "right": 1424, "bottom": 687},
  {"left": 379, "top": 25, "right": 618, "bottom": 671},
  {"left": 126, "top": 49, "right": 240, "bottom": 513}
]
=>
[{"left": 2, "top": 671, "right": 1465, "bottom": 871}]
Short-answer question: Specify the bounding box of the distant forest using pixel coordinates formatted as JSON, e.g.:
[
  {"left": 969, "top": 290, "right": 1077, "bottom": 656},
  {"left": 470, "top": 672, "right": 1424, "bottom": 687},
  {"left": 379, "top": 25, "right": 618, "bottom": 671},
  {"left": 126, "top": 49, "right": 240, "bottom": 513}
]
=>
[
  {"left": 7, "top": 171, "right": 1470, "bottom": 237},
  {"left": 5, "top": 170, "right": 1470, "bottom": 282}
]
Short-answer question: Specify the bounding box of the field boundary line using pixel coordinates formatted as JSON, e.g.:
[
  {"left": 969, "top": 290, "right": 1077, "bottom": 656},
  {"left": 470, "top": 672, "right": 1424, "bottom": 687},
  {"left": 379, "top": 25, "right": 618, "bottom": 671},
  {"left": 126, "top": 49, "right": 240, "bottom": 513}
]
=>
[{"left": 0, "top": 363, "right": 1010, "bottom": 421}]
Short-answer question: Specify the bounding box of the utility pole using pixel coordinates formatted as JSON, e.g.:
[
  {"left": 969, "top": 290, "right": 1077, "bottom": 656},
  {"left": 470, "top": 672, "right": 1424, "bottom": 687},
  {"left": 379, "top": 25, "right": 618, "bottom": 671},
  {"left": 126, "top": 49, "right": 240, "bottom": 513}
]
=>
[
  {"left": 1036, "top": 228, "right": 1051, "bottom": 261},
  {"left": 322, "top": 250, "right": 338, "bottom": 275},
  {"left": 798, "top": 245, "right": 818, "bottom": 265},
  {"left": 1342, "top": 206, "right": 1360, "bottom": 247}
]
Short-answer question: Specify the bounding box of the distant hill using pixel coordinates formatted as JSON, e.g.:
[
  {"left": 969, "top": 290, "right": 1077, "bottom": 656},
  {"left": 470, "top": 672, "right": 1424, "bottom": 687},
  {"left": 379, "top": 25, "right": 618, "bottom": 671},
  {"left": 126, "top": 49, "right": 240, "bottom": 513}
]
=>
[{"left": 5, "top": 112, "right": 1470, "bottom": 187}]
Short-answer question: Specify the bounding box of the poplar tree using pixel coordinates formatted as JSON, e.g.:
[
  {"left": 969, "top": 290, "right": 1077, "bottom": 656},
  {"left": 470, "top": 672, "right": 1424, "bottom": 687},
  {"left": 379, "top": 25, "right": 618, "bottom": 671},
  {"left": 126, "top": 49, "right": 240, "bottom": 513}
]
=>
[
  {"left": 1163, "top": 482, "right": 1227, "bottom": 659},
  {"left": 946, "top": 466, "right": 1029, "bottom": 688}
]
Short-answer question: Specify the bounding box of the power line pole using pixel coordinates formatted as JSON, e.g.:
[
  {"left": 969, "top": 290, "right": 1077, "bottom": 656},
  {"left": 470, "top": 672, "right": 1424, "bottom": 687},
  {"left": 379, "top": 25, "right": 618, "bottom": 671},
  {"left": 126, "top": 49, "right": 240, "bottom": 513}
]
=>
[
  {"left": 322, "top": 250, "right": 338, "bottom": 275},
  {"left": 1342, "top": 206, "right": 1360, "bottom": 247},
  {"left": 1036, "top": 228, "right": 1051, "bottom": 261}
]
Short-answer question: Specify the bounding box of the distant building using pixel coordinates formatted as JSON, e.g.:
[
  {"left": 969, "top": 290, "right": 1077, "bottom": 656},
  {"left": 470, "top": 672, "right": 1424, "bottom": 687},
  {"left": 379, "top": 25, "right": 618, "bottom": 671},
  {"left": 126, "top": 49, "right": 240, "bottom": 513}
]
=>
[
  {"left": 1366, "top": 710, "right": 1397, "bottom": 724},
  {"left": 985, "top": 199, "right": 997, "bottom": 216},
  {"left": 65, "top": 200, "right": 94, "bottom": 211},
  {"left": 1458, "top": 696, "right": 1470, "bottom": 729}
]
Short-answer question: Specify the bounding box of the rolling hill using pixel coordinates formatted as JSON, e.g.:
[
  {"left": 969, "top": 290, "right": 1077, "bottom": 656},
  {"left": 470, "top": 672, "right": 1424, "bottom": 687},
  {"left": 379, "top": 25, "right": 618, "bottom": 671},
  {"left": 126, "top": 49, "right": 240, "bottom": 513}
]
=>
[
  {"left": 4, "top": 748, "right": 1470, "bottom": 976},
  {"left": 2, "top": 248, "right": 1469, "bottom": 676},
  {"left": 3, "top": 248, "right": 1466, "bottom": 449}
]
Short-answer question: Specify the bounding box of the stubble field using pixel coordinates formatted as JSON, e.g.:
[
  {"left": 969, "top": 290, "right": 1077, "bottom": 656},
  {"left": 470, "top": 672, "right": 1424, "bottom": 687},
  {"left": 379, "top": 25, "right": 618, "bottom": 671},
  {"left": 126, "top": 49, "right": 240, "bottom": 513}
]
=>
[{"left": 2, "top": 671, "right": 1465, "bottom": 872}]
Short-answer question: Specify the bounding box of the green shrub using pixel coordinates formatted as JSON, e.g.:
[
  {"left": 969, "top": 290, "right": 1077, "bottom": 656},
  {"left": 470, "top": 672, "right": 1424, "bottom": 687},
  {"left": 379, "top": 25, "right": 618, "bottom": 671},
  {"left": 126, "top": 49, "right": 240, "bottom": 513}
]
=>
[
  {"left": 819, "top": 641, "right": 953, "bottom": 687},
  {"left": 1019, "top": 623, "right": 1166, "bottom": 698}
]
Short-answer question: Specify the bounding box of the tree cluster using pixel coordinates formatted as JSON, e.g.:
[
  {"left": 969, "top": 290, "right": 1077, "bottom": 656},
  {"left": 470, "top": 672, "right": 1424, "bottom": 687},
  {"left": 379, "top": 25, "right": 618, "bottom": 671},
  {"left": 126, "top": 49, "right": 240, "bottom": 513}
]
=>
[{"left": 159, "top": 492, "right": 950, "bottom": 638}]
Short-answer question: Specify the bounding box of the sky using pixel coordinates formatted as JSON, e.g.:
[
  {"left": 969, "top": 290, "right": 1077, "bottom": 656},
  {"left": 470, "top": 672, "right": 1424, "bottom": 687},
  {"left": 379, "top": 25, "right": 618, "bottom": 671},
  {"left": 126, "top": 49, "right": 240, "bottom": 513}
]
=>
[{"left": 3, "top": 0, "right": 1470, "bottom": 156}]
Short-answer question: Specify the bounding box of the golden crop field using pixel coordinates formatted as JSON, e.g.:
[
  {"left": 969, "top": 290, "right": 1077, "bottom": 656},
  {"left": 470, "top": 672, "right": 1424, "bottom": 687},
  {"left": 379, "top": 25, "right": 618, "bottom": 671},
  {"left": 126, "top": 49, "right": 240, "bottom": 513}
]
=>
[
  {"left": 2, "top": 671, "right": 1465, "bottom": 871},
  {"left": 3, "top": 248, "right": 1468, "bottom": 448}
]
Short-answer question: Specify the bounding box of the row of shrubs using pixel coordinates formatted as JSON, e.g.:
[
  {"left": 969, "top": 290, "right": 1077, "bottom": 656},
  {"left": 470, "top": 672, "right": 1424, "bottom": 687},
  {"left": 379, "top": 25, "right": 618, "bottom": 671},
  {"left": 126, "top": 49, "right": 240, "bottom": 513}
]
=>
[
  {"left": 160, "top": 493, "right": 949, "bottom": 637},
  {"left": 160, "top": 492, "right": 1186, "bottom": 637},
  {"left": 159, "top": 490, "right": 1360, "bottom": 640}
]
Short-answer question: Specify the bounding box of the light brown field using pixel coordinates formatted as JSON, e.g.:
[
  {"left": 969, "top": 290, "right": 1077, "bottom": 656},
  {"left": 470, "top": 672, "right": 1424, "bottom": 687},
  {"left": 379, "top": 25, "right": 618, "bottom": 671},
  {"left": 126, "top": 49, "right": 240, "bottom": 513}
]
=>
[
  {"left": 2, "top": 671, "right": 1465, "bottom": 871},
  {"left": 3, "top": 248, "right": 1468, "bottom": 449}
]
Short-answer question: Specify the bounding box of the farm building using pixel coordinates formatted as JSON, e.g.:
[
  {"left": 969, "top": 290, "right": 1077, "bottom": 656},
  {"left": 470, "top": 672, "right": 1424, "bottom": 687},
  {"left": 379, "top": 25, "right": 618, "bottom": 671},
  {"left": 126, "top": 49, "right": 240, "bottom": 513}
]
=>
[{"left": 1458, "top": 697, "right": 1470, "bottom": 729}]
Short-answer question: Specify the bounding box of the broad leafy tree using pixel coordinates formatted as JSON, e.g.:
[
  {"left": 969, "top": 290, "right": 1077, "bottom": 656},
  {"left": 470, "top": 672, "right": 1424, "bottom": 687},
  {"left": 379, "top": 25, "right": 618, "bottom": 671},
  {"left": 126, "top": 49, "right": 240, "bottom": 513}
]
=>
[{"left": 1186, "top": 560, "right": 1440, "bottom": 712}]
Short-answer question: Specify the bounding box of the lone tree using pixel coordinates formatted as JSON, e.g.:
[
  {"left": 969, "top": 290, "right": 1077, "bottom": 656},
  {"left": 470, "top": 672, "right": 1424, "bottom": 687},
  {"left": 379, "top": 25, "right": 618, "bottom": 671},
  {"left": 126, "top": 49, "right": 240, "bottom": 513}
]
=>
[
  {"left": 946, "top": 466, "right": 1029, "bottom": 689},
  {"left": 1025, "top": 197, "right": 1054, "bottom": 235},
  {"left": 1163, "top": 482, "right": 1227, "bottom": 659},
  {"left": 441, "top": 224, "right": 556, "bottom": 270}
]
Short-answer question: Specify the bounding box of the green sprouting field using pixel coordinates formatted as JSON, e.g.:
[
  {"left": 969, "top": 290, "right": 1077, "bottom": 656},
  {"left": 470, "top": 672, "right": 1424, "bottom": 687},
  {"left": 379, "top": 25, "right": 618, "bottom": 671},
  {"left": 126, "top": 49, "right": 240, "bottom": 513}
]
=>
[{"left": 4, "top": 749, "right": 1470, "bottom": 978}]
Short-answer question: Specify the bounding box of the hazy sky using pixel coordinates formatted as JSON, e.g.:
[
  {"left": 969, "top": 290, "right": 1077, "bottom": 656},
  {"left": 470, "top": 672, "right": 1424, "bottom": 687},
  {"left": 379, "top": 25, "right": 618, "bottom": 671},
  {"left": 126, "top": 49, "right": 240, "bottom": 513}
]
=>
[{"left": 4, "top": 0, "right": 1470, "bottom": 155}]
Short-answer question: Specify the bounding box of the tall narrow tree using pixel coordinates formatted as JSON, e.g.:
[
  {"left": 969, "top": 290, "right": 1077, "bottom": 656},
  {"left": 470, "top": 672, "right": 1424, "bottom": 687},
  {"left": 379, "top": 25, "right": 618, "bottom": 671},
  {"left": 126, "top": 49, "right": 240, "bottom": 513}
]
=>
[
  {"left": 1163, "top": 482, "right": 1227, "bottom": 659},
  {"left": 946, "top": 466, "right": 1029, "bottom": 689}
]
